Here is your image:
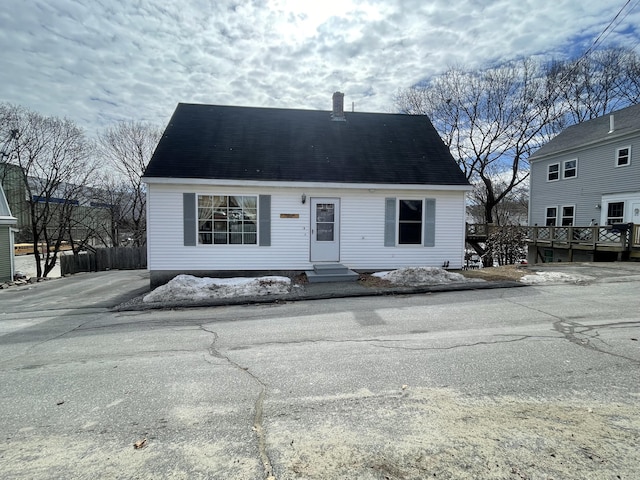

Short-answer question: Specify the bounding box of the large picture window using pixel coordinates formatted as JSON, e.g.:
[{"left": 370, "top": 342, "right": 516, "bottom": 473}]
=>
[
  {"left": 197, "top": 195, "right": 257, "bottom": 245},
  {"left": 398, "top": 199, "right": 423, "bottom": 244}
]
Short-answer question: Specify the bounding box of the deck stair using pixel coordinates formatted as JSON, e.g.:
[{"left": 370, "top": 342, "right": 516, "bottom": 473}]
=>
[{"left": 305, "top": 263, "right": 359, "bottom": 283}]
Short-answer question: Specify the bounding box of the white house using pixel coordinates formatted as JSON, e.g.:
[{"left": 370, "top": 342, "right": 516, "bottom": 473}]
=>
[{"left": 143, "top": 93, "right": 472, "bottom": 287}]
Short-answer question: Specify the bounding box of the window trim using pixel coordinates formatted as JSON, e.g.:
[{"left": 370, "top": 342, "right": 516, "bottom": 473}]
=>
[
  {"left": 545, "top": 206, "right": 557, "bottom": 226},
  {"left": 547, "top": 163, "right": 560, "bottom": 182},
  {"left": 397, "top": 198, "right": 424, "bottom": 246},
  {"left": 562, "top": 159, "right": 578, "bottom": 179},
  {"left": 196, "top": 193, "right": 259, "bottom": 246},
  {"left": 560, "top": 204, "right": 575, "bottom": 226},
  {"left": 615, "top": 146, "right": 631, "bottom": 167},
  {"left": 606, "top": 201, "right": 624, "bottom": 225}
]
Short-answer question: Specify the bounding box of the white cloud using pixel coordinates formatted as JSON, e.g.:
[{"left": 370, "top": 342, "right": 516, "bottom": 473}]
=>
[{"left": 1, "top": 0, "right": 639, "bottom": 135}]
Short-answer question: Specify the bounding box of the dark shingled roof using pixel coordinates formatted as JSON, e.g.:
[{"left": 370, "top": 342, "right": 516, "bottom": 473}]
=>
[
  {"left": 530, "top": 103, "right": 640, "bottom": 160},
  {"left": 144, "top": 103, "right": 469, "bottom": 186}
]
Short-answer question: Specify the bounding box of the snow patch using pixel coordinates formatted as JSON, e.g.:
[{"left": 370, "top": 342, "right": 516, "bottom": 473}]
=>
[
  {"left": 520, "top": 272, "right": 595, "bottom": 285},
  {"left": 372, "top": 267, "right": 483, "bottom": 286},
  {"left": 143, "top": 274, "right": 292, "bottom": 303}
]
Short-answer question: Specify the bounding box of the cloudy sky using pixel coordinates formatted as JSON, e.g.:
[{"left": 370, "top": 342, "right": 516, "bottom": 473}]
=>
[{"left": 1, "top": 0, "right": 639, "bottom": 135}]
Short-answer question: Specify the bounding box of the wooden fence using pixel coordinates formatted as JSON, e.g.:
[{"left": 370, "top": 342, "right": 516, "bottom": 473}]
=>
[{"left": 60, "top": 247, "right": 147, "bottom": 275}]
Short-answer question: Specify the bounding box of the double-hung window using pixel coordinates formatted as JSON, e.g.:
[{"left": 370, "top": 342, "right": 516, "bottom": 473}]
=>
[
  {"left": 547, "top": 163, "right": 559, "bottom": 181},
  {"left": 562, "top": 159, "right": 577, "bottom": 179},
  {"left": 545, "top": 207, "right": 557, "bottom": 226},
  {"left": 398, "top": 199, "right": 423, "bottom": 244},
  {"left": 607, "top": 202, "right": 624, "bottom": 225},
  {"left": 197, "top": 195, "right": 257, "bottom": 245},
  {"left": 561, "top": 205, "right": 575, "bottom": 226},
  {"left": 616, "top": 147, "right": 630, "bottom": 167}
]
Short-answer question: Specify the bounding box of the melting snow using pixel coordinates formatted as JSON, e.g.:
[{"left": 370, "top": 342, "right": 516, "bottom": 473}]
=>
[
  {"left": 143, "top": 274, "right": 293, "bottom": 303},
  {"left": 520, "top": 271, "right": 595, "bottom": 285},
  {"left": 142, "top": 267, "right": 594, "bottom": 304},
  {"left": 372, "top": 267, "right": 482, "bottom": 286}
]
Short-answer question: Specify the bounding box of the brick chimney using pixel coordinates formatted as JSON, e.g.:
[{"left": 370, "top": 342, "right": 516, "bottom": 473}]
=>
[{"left": 331, "top": 91, "right": 346, "bottom": 121}]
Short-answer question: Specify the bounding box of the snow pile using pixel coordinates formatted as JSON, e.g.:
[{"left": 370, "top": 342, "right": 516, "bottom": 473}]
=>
[
  {"left": 143, "top": 274, "right": 292, "bottom": 303},
  {"left": 520, "top": 271, "right": 595, "bottom": 285},
  {"left": 372, "top": 267, "right": 482, "bottom": 286}
]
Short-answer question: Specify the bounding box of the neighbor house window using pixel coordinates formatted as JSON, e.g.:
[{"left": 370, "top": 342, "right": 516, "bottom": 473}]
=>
[
  {"left": 547, "top": 163, "right": 559, "bottom": 181},
  {"left": 561, "top": 205, "right": 575, "bottom": 226},
  {"left": 606, "top": 202, "right": 624, "bottom": 225},
  {"left": 197, "top": 195, "right": 257, "bottom": 245},
  {"left": 616, "top": 147, "right": 630, "bottom": 167},
  {"left": 545, "top": 207, "right": 557, "bottom": 226},
  {"left": 398, "top": 199, "right": 423, "bottom": 244},
  {"left": 563, "top": 159, "right": 577, "bottom": 179}
]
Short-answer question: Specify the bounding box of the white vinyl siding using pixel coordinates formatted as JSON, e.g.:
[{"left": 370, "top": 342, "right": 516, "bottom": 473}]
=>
[{"left": 147, "top": 183, "right": 467, "bottom": 271}]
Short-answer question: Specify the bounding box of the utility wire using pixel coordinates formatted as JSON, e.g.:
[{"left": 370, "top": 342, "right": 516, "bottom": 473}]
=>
[{"left": 583, "top": 0, "right": 638, "bottom": 58}]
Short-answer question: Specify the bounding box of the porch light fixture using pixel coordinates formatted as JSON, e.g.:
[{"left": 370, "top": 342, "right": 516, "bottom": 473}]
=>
[
  {"left": 301, "top": 194, "right": 306, "bottom": 204},
  {"left": 596, "top": 203, "right": 601, "bottom": 209}
]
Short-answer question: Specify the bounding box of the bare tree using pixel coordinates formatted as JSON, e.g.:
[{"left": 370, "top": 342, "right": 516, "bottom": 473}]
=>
[
  {"left": 0, "top": 103, "right": 97, "bottom": 277},
  {"left": 396, "top": 48, "right": 640, "bottom": 226},
  {"left": 619, "top": 49, "right": 640, "bottom": 105},
  {"left": 484, "top": 225, "right": 528, "bottom": 266},
  {"left": 548, "top": 48, "right": 640, "bottom": 124},
  {"left": 396, "top": 59, "right": 561, "bottom": 225},
  {"left": 99, "top": 121, "right": 162, "bottom": 247},
  {"left": 467, "top": 176, "right": 529, "bottom": 226}
]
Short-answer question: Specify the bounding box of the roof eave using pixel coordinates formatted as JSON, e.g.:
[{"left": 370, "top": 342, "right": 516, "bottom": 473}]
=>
[
  {"left": 0, "top": 216, "right": 18, "bottom": 225},
  {"left": 530, "top": 128, "right": 640, "bottom": 162},
  {"left": 142, "top": 176, "right": 472, "bottom": 191}
]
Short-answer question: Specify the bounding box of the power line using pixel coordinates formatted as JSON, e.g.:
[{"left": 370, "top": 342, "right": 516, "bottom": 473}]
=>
[{"left": 583, "top": 0, "right": 638, "bottom": 58}]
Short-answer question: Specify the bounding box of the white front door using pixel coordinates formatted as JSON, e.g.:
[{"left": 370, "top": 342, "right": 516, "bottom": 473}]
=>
[{"left": 310, "top": 198, "right": 340, "bottom": 262}]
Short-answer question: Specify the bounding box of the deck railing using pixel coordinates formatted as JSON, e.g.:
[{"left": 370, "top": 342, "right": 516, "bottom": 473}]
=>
[
  {"left": 524, "top": 225, "right": 630, "bottom": 248},
  {"left": 466, "top": 223, "right": 637, "bottom": 251}
]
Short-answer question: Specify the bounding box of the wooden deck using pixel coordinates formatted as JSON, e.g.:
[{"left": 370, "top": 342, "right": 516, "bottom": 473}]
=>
[{"left": 466, "top": 223, "right": 640, "bottom": 261}]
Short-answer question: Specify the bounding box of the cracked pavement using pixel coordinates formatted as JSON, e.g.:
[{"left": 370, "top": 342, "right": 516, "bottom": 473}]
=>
[{"left": 1, "top": 268, "right": 639, "bottom": 479}]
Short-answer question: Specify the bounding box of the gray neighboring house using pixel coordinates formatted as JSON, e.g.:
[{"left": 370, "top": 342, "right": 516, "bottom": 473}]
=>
[
  {"left": 0, "top": 182, "right": 18, "bottom": 282},
  {"left": 527, "top": 103, "right": 640, "bottom": 262}
]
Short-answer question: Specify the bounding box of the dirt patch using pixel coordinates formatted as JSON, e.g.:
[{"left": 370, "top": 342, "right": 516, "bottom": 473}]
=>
[
  {"left": 357, "top": 266, "right": 528, "bottom": 288},
  {"left": 358, "top": 273, "right": 393, "bottom": 288},
  {"left": 458, "top": 265, "right": 529, "bottom": 282},
  {"left": 268, "top": 388, "right": 640, "bottom": 480}
]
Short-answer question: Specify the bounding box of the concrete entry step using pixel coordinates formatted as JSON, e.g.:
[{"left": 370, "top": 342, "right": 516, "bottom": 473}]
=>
[{"left": 305, "top": 263, "right": 359, "bottom": 283}]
